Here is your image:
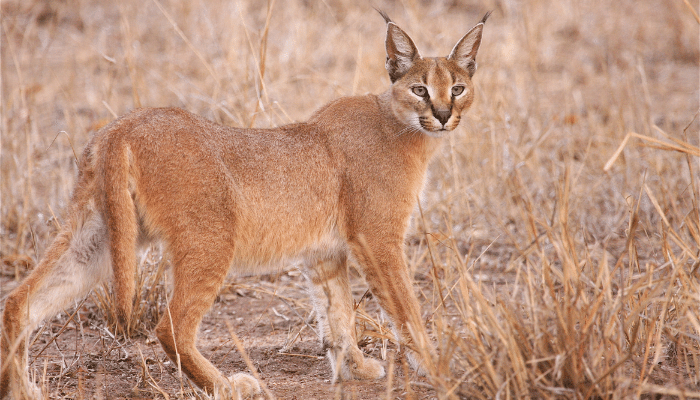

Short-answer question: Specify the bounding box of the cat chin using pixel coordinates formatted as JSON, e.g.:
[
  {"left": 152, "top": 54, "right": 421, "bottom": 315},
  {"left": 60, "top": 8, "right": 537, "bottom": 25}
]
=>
[{"left": 420, "top": 126, "right": 451, "bottom": 138}]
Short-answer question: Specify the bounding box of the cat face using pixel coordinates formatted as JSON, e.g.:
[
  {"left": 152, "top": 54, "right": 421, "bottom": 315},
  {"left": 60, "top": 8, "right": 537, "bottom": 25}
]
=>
[{"left": 382, "top": 11, "right": 489, "bottom": 137}]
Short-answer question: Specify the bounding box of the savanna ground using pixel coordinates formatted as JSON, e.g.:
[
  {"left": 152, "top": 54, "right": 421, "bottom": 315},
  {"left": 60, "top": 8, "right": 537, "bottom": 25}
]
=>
[{"left": 1, "top": 0, "right": 699, "bottom": 398}]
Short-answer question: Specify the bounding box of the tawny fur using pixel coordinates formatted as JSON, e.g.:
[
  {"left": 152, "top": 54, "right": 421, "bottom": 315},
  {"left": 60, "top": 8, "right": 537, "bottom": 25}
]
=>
[{"left": 1, "top": 12, "right": 488, "bottom": 399}]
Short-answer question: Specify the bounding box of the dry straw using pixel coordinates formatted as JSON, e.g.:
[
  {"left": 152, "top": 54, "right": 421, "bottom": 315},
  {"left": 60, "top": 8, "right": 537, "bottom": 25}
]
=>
[{"left": 1, "top": 0, "right": 698, "bottom": 398}]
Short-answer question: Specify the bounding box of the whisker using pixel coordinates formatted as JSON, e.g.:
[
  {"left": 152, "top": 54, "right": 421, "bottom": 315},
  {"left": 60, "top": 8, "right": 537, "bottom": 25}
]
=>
[{"left": 394, "top": 125, "right": 418, "bottom": 137}]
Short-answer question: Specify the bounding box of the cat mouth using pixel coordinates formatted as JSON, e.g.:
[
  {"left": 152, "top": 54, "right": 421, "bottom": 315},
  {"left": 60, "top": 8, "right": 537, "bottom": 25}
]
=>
[
  {"left": 425, "top": 125, "right": 451, "bottom": 133},
  {"left": 418, "top": 122, "right": 448, "bottom": 132},
  {"left": 418, "top": 125, "right": 452, "bottom": 138},
  {"left": 416, "top": 117, "right": 454, "bottom": 136}
]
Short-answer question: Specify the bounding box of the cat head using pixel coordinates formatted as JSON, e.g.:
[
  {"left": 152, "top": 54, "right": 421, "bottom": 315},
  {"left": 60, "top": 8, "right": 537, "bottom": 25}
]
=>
[{"left": 380, "top": 10, "right": 490, "bottom": 137}]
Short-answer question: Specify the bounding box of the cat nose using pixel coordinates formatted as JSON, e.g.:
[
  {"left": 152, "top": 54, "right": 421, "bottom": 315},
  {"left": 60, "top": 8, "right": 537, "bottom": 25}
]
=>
[{"left": 433, "top": 108, "right": 451, "bottom": 126}]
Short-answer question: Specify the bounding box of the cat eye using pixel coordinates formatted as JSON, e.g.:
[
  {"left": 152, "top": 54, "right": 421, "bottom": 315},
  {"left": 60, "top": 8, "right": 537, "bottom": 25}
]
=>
[
  {"left": 412, "top": 86, "right": 428, "bottom": 98},
  {"left": 451, "top": 85, "right": 465, "bottom": 96}
]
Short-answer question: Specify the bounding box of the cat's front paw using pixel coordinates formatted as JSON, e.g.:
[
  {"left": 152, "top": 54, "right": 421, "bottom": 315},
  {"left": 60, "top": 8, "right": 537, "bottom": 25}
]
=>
[{"left": 227, "top": 373, "right": 264, "bottom": 399}]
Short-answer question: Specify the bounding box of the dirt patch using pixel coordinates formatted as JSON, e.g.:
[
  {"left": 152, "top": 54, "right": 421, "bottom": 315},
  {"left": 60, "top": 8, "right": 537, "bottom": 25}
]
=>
[{"left": 2, "top": 271, "right": 439, "bottom": 399}]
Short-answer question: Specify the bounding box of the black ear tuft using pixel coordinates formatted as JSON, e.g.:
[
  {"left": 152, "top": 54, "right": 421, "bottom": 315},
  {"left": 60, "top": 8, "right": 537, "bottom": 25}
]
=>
[
  {"left": 480, "top": 10, "right": 492, "bottom": 25},
  {"left": 375, "top": 7, "right": 392, "bottom": 24}
]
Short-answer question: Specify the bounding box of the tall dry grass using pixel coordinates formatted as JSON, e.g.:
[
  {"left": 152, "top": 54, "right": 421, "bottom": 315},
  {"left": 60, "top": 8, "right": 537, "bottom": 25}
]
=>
[{"left": 1, "top": 0, "right": 699, "bottom": 398}]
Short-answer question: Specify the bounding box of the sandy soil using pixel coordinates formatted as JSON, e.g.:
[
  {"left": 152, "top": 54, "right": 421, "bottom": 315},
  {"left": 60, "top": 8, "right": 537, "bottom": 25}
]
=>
[{"left": 1, "top": 266, "right": 440, "bottom": 399}]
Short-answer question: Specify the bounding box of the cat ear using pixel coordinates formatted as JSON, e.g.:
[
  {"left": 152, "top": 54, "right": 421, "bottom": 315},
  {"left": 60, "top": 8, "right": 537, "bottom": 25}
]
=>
[
  {"left": 448, "top": 11, "right": 491, "bottom": 77},
  {"left": 378, "top": 10, "right": 421, "bottom": 83}
]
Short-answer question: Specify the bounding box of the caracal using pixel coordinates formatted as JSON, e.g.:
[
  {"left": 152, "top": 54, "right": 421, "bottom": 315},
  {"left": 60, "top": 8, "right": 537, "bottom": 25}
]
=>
[{"left": 1, "top": 10, "right": 489, "bottom": 399}]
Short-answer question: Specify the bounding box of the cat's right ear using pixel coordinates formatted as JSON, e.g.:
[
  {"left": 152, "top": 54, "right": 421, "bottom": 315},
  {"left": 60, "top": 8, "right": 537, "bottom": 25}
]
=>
[
  {"left": 378, "top": 10, "right": 421, "bottom": 83},
  {"left": 448, "top": 11, "right": 491, "bottom": 77}
]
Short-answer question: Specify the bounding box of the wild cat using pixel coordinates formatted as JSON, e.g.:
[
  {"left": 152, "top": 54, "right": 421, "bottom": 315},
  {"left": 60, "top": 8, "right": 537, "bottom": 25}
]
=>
[{"left": 1, "top": 10, "right": 489, "bottom": 399}]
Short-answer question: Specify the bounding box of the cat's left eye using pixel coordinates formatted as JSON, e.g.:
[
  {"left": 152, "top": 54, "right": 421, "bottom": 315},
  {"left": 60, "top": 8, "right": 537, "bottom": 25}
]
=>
[
  {"left": 412, "top": 86, "right": 428, "bottom": 97},
  {"left": 451, "top": 86, "right": 465, "bottom": 96}
]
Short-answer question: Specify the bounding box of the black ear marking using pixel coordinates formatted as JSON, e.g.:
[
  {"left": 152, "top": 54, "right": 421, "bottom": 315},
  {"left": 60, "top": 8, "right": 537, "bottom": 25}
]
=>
[{"left": 467, "top": 61, "right": 476, "bottom": 77}]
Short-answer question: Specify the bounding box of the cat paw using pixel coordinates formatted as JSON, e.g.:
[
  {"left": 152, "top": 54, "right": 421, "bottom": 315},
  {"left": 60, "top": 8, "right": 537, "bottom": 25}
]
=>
[
  {"left": 337, "top": 347, "right": 385, "bottom": 381},
  {"left": 347, "top": 356, "right": 385, "bottom": 380},
  {"left": 227, "top": 373, "right": 264, "bottom": 399},
  {"left": 5, "top": 381, "right": 43, "bottom": 400}
]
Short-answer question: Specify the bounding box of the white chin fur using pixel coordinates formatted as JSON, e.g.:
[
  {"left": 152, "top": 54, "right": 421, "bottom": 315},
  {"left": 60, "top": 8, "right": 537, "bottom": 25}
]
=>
[{"left": 420, "top": 126, "right": 449, "bottom": 138}]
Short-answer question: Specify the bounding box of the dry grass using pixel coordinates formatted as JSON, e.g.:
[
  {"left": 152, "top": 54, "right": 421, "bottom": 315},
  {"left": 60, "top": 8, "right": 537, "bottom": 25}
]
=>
[{"left": 1, "top": 0, "right": 699, "bottom": 398}]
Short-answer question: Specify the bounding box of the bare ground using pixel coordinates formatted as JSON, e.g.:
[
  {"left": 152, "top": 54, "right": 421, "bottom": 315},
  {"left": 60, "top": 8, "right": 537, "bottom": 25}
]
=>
[{"left": 1, "top": 264, "right": 443, "bottom": 399}]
